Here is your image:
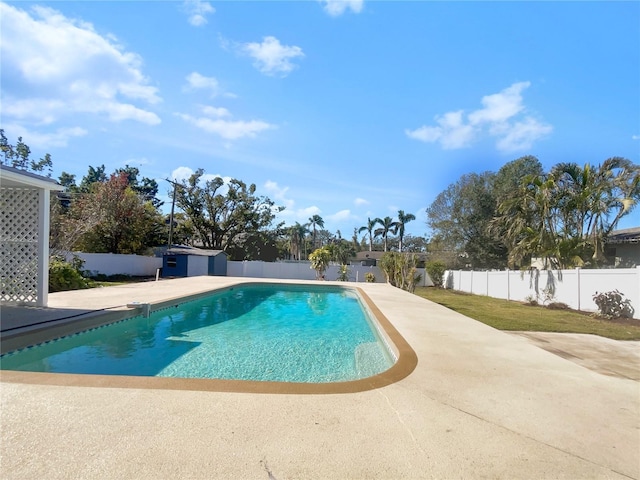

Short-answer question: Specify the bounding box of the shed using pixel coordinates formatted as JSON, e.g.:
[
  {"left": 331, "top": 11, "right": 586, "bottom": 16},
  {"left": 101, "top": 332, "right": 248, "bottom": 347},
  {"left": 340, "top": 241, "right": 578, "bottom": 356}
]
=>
[
  {"left": 162, "top": 245, "right": 227, "bottom": 278},
  {"left": 0, "top": 165, "right": 61, "bottom": 306}
]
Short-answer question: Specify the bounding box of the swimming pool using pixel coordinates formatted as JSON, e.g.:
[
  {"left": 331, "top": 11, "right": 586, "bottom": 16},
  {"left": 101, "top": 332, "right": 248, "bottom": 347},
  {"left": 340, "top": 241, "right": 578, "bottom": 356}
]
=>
[{"left": 1, "top": 284, "right": 396, "bottom": 383}]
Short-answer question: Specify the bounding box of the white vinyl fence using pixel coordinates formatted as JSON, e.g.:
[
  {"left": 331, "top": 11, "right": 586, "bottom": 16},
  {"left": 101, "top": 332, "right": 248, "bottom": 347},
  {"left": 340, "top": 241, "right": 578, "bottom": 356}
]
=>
[
  {"left": 67, "top": 252, "right": 162, "bottom": 277},
  {"left": 227, "top": 261, "right": 433, "bottom": 286},
  {"left": 65, "top": 253, "right": 434, "bottom": 286},
  {"left": 444, "top": 267, "right": 640, "bottom": 319}
]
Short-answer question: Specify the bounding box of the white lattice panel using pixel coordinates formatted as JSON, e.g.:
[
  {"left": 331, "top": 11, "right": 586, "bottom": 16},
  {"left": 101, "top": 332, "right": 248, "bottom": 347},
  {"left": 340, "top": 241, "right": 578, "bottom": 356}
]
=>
[{"left": 1, "top": 188, "right": 39, "bottom": 303}]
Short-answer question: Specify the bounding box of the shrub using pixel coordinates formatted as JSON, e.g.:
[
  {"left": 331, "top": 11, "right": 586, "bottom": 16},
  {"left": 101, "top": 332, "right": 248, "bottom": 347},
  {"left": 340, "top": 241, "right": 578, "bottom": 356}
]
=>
[
  {"left": 309, "top": 247, "right": 332, "bottom": 280},
  {"left": 379, "top": 252, "right": 421, "bottom": 293},
  {"left": 524, "top": 295, "right": 538, "bottom": 306},
  {"left": 547, "top": 302, "right": 570, "bottom": 310},
  {"left": 592, "top": 290, "right": 634, "bottom": 319},
  {"left": 49, "top": 256, "right": 89, "bottom": 292},
  {"left": 425, "top": 261, "right": 446, "bottom": 288},
  {"left": 337, "top": 264, "right": 350, "bottom": 281},
  {"left": 364, "top": 272, "right": 376, "bottom": 283}
]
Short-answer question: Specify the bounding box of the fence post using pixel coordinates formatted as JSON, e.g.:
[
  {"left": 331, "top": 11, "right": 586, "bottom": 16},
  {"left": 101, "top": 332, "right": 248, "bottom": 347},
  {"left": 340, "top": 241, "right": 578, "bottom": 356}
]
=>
[
  {"left": 506, "top": 269, "right": 510, "bottom": 301},
  {"left": 486, "top": 270, "right": 489, "bottom": 296},
  {"left": 576, "top": 267, "right": 581, "bottom": 311},
  {"left": 637, "top": 266, "right": 640, "bottom": 319}
]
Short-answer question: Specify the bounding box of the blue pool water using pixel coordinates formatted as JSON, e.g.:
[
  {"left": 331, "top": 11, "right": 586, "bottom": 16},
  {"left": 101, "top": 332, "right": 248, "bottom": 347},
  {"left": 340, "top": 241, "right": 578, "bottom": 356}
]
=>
[{"left": 1, "top": 284, "right": 395, "bottom": 383}]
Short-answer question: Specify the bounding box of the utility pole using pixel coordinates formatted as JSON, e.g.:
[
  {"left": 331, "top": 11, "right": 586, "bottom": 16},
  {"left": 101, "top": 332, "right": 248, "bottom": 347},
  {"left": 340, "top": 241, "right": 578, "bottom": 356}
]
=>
[{"left": 165, "top": 178, "right": 179, "bottom": 248}]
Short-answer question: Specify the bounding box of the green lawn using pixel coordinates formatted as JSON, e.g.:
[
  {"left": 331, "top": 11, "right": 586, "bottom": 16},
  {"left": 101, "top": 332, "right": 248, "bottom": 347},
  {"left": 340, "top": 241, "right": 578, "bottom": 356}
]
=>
[{"left": 414, "top": 287, "right": 640, "bottom": 341}]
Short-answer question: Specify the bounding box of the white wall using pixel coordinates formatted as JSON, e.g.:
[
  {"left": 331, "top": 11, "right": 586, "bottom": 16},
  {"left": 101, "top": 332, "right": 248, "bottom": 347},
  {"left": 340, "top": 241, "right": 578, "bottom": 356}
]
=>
[
  {"left": 66, "top": 253, "right": 435, "bottom": 286},
  {"left": 444, "top": 267, "right": 640, "bottom": 319},
  {"left": 68, "top": 252, "right": 162, "bottom": 277},
  {"left": 227, "top": 261, "right": 433, "bottom": 286}
]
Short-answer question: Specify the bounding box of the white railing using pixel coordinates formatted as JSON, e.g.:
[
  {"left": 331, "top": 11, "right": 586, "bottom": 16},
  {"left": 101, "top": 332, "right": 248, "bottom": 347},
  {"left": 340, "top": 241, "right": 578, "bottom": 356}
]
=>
[{"left": 444, "top": 267, "right": 640, "bottom": 319}]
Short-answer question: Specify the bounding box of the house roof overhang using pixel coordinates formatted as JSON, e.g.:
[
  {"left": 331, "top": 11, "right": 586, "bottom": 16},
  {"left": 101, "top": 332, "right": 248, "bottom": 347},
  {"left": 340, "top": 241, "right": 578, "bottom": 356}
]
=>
[
  {"left": 0, "top": 165, "right": 61, "bottom": 190},
  {"left": 605, "top": 227, "right": 640, "bottom": 245}
]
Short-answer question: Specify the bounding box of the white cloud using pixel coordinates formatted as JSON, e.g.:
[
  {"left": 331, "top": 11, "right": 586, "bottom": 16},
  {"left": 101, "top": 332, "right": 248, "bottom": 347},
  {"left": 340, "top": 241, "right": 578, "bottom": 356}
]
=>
[
  {"left": 184, "top": 72, "right": 221, "bottom": 97},
  {"left": 632, "top": 135, "right": 640, "bottom": 140},
  {"left": 123, "top": 157, "right": 152, "bottom": 167},
  {"left": 328, "top": 209, "right": 355, "bottom": 222},
  {"left": 170, "top": 167, "right": 196, "bottom": 182},
  {"left": 241, "top": 36, "right": 304, "bottom": 77},
  {"left": 264, "top": 180, "right": 295, "bottom": 210},
  {"left": 468, "top": 82, "right": 529, "bottom": 125},
  {"left": 354, "top": 197, "right": 369, "bottom": 206},
  {"left": 183, "top": 0, "right": 215, "bottom": 26},
  {"left": 170, "top": 166, "right": 230, "bottom": 186},
  {"left": 176, "top": 103, "right": 275, "bottom": 140},
  {"left": 0, "top": 3, "right": 161, "bottom": 127},
  {"left": 406, "top": 110, "right": 477, "bottom": 150},
  {"left": 406, "top": 82, "right": 552, "bottom": 153},
  {"left": 495, "top": 117, "right": 553, "bottom": 152},
  {"left": 176, "top": 113, "right": 274, "bottom": 140},
  {"left": 321, "top": 0, "right": 364, "bottom": 16},
  {"left": 201, "top": 106, "right": 231, "bottom": 118},
  {"left": 3, "top": 124, "right": 87, "bottom": 149}
]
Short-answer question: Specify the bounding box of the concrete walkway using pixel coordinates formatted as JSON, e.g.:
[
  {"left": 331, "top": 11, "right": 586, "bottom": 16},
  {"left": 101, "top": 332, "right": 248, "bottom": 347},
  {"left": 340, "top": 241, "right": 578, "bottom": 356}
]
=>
[{"left": 1, "top": 277, "right": 639, "bottom": 479}]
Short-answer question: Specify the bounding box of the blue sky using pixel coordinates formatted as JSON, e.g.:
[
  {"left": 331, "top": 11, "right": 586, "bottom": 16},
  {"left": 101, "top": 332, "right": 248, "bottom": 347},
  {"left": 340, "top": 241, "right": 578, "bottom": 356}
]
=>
[{"left": 1, "top": 0, "right": 639, "bottom": 239}]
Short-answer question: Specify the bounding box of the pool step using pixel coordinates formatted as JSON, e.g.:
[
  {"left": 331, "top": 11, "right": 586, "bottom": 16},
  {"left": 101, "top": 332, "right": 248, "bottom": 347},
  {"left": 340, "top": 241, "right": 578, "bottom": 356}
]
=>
[{"left": 354, "top": 342, "right": 386, "bottom": 378}]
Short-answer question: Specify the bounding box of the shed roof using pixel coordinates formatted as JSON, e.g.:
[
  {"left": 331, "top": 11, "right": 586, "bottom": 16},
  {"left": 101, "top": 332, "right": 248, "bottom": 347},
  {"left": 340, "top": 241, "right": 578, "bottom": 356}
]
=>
[
  {"left": 165, "top": 245, "right": 226, "bottom": 257},
  {"left": 0, "top": 165, "right": 61, "bottom": 190}
]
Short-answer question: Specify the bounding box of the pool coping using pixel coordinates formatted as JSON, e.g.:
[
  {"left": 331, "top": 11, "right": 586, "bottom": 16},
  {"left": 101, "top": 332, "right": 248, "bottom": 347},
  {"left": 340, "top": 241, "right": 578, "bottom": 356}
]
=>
[{"left": 0, "top": 281, "right": 418, "bottom": 394}]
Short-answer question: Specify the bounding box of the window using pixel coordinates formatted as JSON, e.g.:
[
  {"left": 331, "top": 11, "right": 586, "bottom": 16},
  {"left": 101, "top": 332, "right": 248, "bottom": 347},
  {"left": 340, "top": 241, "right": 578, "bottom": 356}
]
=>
[{"left": 166, "top": 256, "right": 177, "bottom": 268}]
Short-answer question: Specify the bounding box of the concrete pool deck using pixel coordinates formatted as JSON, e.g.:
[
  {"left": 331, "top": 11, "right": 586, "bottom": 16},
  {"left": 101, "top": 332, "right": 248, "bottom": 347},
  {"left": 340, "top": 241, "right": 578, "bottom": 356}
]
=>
[{"left": 1, "top": 277, "right": 639, "bottom": 479}]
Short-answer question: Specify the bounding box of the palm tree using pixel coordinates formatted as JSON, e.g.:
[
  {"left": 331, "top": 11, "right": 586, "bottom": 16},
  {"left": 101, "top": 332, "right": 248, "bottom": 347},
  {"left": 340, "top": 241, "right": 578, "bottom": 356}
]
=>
[
  {"left": 374, "top": 216, "right": 397, "bottom": 252},
  {"left": 358, "top": 217, "right": 377, "bottom": 251},
  {"left": 308, "top": 214, "right": 324, "bottom": 250},
  {"left": 587, "top": 157, "right": 639, "bottom": 263},
  {"left": 286, "top": 222, "right": 310, "bottom": 260},
  {"left": 395, "top": 210, "right": 416, "bottom": 252}
]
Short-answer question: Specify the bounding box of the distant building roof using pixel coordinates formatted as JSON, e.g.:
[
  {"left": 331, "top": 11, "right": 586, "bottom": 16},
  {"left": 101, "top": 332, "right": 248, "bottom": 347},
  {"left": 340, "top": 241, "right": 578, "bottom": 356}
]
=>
[
  {"left": 606, "top": 227, "right": 640, "bottom": 245},
  {"left": 165, "top": 245, "right": 226, "bottom": 256},
  {"left": 353, "top": 251, "right": 427, "bottom": 261},
  {"left": 354, "top": 251, "right": 387, "bottom": 261}
]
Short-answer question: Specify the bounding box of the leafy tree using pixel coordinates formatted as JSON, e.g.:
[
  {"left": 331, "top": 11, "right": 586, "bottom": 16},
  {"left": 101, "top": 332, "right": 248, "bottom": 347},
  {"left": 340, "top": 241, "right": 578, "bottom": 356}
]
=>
[
  {"left": 358, "top": 217, "right": 378, "bottom": 251},
  {"left": 374, "top": 216, "right": 397, "bottom": 252},
  {"left": 116, "top": 165, "right": 162, "bottom": 208},
  {"left": 493, "top": 155, "right": 544, "bottom": 203},
  {"left": 174, "top": 169, "right": 283, "bottom": 251},
  {"left": 58, "top": 172, "right": 78, "bottom": 191},
  {"left": 327, "top": 239, "right": 356, "bottom": 265},
  {"left": 73, "top": 173, "right": 165, "bottom": 254},
  {"left": 402, "top": 234, "right": 428, "bottom": 253},
  {"left": 225, "top": 229, "right": 280, "bottom": 261},
  {"left": 427, "top": 172, "right": 507, "bottom": 269},
  {"left": 79, "top": 165, "right": 107, "bottom": 191},
  {"left": 0, "top": 129, "right": 53, "bottom": 175},
  {"left": 395, "top": 210, "right": 416, "bottom": 252}
]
